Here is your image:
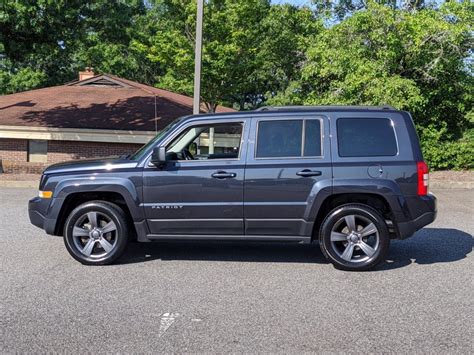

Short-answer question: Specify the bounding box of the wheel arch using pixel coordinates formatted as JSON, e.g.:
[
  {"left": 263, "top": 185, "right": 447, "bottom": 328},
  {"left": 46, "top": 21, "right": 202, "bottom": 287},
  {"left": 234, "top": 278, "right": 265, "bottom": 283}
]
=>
[
  {"left": 311, "top": 192, "right": 398, "bottom": 241},
  {"left": 49, "top": 178, "right": 143, "bottom": 237},
  {"left": 53, "top": 191, "right": 136, "bottom": 237}
]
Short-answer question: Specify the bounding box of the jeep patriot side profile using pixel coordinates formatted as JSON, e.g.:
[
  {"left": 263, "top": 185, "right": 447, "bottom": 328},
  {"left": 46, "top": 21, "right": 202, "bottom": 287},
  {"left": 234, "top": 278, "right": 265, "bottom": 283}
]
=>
[{"left": 28, "top": 106, "right": 437, "bottom": 271}]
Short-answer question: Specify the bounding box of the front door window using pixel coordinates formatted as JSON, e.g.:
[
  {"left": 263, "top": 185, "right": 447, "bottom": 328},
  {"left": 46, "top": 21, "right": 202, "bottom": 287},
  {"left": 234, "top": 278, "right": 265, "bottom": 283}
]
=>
[{"left": 167, "top": 123, "right": 243, "bottom": 161}]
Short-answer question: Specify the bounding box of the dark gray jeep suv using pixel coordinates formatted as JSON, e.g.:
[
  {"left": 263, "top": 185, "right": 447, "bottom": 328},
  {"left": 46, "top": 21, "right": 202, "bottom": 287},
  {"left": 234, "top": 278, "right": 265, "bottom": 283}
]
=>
[{"left": 29, "top": 106, "right": 436, "bottom": 270}]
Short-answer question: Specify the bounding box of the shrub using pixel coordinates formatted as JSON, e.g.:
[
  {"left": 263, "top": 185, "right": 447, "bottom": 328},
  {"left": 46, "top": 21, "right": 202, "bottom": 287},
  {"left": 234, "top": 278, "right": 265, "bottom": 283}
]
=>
[{"left": 420, "top": 125, "right": 473, "bottom": 170}]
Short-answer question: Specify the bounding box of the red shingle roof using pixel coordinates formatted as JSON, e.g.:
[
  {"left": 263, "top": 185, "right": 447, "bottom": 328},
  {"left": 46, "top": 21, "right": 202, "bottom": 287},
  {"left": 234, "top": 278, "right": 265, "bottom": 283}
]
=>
[{"left": 0, "top": 74, "right": 234, "bottom": 132}]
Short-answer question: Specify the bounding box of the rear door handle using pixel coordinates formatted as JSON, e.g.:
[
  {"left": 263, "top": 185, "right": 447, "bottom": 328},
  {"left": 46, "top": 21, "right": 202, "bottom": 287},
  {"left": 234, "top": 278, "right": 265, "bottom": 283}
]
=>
[
  {"left": 212, "top": 171, "right": 237, "bottom": 179},
  {"left": 296, "top": 169, "right": 322, "bottom": 177}
]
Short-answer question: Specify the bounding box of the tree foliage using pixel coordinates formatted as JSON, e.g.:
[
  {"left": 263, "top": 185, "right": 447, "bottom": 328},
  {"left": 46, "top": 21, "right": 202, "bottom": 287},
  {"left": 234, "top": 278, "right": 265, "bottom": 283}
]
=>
[
  {"left": 0, "top": 0, "right": 472, "bottom": 169},
  {"left": 0, "top": 0, "right": 146, "bottom": 90},
  {"left": 270, "top": 1, "right": 473, "bottom": 169},
  {"left": 311, "top": 0, "right": 436, "bottom": 20},
  {"left": 131, "top": 0, "right": 319, "bottom": 111}
]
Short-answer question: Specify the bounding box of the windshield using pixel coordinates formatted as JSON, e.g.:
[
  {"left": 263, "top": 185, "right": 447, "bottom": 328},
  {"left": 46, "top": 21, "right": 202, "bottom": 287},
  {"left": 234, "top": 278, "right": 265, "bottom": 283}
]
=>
[{"left": 129, "top": 119, "right": 180, "bottom": 161}]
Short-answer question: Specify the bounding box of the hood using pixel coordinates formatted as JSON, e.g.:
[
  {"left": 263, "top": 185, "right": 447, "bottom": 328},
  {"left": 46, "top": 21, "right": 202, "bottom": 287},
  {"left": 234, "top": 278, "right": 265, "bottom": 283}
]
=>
[{"left": 43, "top": 157, "right": 139, "bottom": 175}]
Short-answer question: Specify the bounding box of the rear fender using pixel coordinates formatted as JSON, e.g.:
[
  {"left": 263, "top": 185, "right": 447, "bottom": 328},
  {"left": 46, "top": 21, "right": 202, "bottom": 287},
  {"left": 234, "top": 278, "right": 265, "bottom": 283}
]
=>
[
  {"left": 331, "top": 179, "right": 408, "bottom": 220},
  {"left": 304, "top": 178, "right": 408, "bottom": 236}
]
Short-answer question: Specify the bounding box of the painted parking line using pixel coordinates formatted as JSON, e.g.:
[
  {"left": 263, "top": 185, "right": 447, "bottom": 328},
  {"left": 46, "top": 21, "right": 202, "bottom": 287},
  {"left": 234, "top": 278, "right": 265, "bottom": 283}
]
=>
[{"left": 158, "top": 312, "right": 180, "bottom": 337}]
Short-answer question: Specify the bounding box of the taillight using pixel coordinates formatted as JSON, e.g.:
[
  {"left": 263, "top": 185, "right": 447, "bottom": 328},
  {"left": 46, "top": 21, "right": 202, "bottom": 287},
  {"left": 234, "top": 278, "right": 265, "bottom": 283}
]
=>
[{"left": 417, "top": 161, "right": 429, "bottom": 196}]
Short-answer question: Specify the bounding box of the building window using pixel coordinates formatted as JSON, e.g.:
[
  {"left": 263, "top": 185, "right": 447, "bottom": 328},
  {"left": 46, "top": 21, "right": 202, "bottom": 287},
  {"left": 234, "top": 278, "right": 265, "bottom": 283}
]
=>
[{"left": 28, "top": 140, "right": 48, "bottom": 163}]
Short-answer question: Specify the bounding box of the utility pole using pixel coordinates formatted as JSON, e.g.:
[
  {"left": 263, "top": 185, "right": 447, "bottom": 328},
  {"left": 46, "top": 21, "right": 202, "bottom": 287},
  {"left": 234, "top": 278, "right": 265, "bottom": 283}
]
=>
[{"left": 193, "top": 0, "right": 204, "bottom": 115}]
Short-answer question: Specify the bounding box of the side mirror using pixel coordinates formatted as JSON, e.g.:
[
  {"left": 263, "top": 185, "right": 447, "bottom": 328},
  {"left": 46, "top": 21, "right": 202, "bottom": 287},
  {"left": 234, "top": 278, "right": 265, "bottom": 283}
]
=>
[{"left": 151, "top": 146, "right": 167, "bottom": 164}]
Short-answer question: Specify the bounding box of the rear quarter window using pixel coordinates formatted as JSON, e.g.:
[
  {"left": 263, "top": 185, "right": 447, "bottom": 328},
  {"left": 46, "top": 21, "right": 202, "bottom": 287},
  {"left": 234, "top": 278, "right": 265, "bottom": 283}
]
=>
[{"left": 337, "top": 118, "right": 398, "bottom": 157}]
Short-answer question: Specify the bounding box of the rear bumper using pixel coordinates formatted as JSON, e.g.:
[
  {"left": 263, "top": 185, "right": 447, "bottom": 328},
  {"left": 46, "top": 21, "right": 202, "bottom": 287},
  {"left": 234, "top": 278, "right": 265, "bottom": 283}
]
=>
[
  {"left": 397, "top": 211, "right": 437, "bottom": 239},
  {"left": 396, "top": 193, "right": 437, "bottom": 239}
]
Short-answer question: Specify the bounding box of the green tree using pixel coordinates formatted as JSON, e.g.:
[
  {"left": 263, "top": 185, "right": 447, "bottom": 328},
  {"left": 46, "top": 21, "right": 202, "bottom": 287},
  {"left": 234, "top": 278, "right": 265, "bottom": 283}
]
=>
[
  {"left": 312, "top": 0, "right": 436, "bottom": 20},
  {"left": 132, "top": 0, "right": 272, "bottom": 112},
  {"left": 0, "top": 0, "right": 146, "bottom": 93},
  {"left": 270, "top": 1, "right": 473, "bottom": 169},
  {"left": 256, "top": 4, "right": 322, "bottom": 109},
  {"left": 133, "top": 0, "right": 320, "bottom": 111}
]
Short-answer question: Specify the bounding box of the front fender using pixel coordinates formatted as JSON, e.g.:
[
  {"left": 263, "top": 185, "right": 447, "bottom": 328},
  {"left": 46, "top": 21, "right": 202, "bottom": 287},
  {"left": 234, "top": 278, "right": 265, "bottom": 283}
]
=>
[{"left": 44, "top": 176, "right": 143, "bottom": 235}]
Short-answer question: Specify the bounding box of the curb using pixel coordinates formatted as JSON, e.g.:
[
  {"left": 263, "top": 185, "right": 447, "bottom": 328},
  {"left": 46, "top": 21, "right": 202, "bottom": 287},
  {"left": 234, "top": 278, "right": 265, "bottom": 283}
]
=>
[
  {"left": 430, "top": 181, "right": 474, "bottom": 190},
  {"left": 0, "top": 180, "right": 472, "bottom": 189},
  {"left": 0, "top": 180, "right": 39, "bottom": 188}
]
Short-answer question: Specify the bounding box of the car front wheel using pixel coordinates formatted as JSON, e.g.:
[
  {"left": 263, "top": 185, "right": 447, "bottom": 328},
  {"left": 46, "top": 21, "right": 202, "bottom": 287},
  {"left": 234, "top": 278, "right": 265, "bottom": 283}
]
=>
[
  {"left": 319, "top": 203, "right": 390, "bottom": 271},
  {"left": 63, "top": 201, "right": 129, "bottom": 265}
]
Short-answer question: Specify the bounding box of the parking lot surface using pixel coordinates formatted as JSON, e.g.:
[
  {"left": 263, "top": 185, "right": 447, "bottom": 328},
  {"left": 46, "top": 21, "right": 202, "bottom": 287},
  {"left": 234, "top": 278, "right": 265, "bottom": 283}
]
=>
[{"left": 1, "top": 188, "right": 473, "bottom": 353}]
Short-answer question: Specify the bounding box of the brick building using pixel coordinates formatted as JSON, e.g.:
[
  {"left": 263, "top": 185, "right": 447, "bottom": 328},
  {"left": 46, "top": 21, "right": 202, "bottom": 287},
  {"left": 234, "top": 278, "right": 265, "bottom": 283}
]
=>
[{"left": 0, "top": 71, "right": 233, "bottom": 173}]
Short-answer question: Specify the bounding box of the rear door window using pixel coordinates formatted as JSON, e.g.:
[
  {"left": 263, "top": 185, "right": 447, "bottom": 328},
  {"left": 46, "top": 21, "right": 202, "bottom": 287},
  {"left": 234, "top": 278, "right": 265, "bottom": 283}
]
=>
[
  {"left": 303, "top": 120, "right": 322, "bottom": 157},
  {"left": 256, "top": 119, "right": 322, "bottom": 158},
  {"left": 337, "top": 118, "right": 398, "bottom": 157}
]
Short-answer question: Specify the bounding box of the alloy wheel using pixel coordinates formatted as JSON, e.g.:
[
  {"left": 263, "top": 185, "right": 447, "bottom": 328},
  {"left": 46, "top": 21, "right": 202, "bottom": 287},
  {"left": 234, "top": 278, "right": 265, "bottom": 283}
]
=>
[
  {"left": 329, "top": 214, "right": 380, "bottom": 263},
  {"left": 72, "top": 211, "right": 118, "bottom": 258}
]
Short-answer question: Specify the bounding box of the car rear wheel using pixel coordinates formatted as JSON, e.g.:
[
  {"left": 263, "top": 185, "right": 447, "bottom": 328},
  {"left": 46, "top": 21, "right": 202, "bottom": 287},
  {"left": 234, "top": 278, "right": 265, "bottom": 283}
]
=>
[
  {"left": 319, "top": 204, "right": 390, "bottom": 271},
  {"left": 63, "top": 201, "right": 129, "bottom": 265}
]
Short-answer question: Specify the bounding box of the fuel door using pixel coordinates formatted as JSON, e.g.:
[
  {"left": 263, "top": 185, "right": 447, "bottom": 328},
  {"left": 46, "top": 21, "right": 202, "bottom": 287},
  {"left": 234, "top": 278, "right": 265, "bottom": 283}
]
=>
[{"left": 367, "top": 164, "right": 383, "bottom": 178}]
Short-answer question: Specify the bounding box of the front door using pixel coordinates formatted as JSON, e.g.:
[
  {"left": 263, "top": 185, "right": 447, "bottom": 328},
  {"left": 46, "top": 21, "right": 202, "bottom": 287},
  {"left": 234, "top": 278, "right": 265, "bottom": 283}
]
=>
[
  {"left": 244, "top": 115, "right": 332, "bottom": 237},
  {"left": 142, "top": 119, "right": 249, "bottom": 236}
]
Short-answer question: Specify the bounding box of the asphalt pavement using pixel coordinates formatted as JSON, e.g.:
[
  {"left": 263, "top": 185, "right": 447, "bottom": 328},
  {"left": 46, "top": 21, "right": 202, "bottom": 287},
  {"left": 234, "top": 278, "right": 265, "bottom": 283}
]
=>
[{"left": 1, "top": 187, "right": 473, "bottom": 353}]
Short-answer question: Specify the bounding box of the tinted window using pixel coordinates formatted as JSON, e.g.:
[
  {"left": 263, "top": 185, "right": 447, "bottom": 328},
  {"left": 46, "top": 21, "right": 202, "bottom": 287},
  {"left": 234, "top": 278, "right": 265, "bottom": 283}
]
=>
[
  {"left": 304, "top": 120, "right": 322, "bottom": 157},
  {"left": 167, "top": 123, "right": 242, "bottom": 160},
  {"left": 256, "top": 119, "right": 322, "bottom": 158},
  {"left": 257, "top": 120, "right": 302, "bottom": 158},
  {"left": 337, "top": 118, "right": 397, "bottom": 157}
]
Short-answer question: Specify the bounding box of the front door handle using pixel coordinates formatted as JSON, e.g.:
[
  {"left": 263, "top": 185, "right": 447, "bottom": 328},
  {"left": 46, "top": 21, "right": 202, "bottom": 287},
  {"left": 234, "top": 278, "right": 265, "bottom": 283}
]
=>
[
  {"left": 296, "top": 169, "right": 322, "bottom": 177},
  {"left": 212, "top": 171, "right": 237, "bottom": 179}
]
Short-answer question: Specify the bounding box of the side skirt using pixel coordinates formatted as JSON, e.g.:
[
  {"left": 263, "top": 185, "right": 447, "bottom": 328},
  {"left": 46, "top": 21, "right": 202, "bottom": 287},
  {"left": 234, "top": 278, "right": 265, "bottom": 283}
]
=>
[{"left": 145, "top": 234, "right": 312, "bottom": 244}]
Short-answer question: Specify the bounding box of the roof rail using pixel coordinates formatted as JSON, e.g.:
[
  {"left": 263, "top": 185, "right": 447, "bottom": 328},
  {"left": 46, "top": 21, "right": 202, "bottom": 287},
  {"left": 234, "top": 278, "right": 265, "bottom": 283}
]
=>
[{"left": 255, "top": 105, "right": 396, "bottom": 111}]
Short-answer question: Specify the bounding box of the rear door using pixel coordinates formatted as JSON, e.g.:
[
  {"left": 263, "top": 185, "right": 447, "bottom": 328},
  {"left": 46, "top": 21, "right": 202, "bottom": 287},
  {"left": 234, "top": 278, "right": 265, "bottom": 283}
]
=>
[{"left": 243, "top": 114, "right": 332, "bottom": 237}]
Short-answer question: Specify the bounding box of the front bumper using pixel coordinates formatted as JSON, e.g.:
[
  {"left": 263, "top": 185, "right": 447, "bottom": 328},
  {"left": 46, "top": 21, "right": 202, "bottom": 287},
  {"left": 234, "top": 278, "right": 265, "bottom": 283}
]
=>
[
  {"left": 28, "top": 197, "right": 57, "bottom": 235},
  {"left": 396, "top": 193, "right": 437, "bottom": 239}
]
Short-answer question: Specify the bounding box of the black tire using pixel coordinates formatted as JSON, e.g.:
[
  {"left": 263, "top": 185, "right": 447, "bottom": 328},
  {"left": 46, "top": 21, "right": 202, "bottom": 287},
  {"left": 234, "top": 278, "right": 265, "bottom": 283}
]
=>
[
  {"left": 319, "top": 203, "right": 390, "bottom": 271},
  {"left": 63, "top": 201, "right": 130, "bottom": 265}
]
